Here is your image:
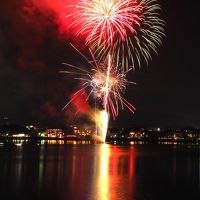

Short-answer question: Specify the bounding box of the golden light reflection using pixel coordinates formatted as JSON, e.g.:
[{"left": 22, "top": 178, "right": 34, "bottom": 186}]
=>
[
  {"left": 96, "top": 145, "right": 136, "bottom": 199},
  {"left": 98, "top": 144, "right": 110, "bottom": 200}
]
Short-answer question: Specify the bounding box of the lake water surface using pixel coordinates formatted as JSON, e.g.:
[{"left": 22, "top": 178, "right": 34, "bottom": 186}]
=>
[{"left": 0, "top": 141, "right": 199, "bottom": 200}]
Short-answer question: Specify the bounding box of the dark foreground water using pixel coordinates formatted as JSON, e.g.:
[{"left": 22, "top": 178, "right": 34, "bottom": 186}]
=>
[{"left": 0, "top": 141, "right": 199, "bottom": 200}]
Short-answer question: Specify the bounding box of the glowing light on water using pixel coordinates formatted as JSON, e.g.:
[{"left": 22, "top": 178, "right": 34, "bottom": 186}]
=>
[{"left": 98, "top": 144, "right": 110, "bottom": 199}]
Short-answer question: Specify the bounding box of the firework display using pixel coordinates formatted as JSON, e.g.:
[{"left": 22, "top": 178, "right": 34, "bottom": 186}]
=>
[
  {"left": 69, "top": 0, "right": 142, "bottom": 46},
  {"left": 63, "top": 0, "right": 165, "bottom": 141},
  {"left": 69, "top": 0, "right": 165, "bottom": 70},
  {"left": 60, "top": 50, "right": 136, "bottom": 119}
]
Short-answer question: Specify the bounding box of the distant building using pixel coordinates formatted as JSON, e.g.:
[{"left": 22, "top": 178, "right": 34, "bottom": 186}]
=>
[{"left": 46, "top": 129, "right": 64, "bottom": 138}]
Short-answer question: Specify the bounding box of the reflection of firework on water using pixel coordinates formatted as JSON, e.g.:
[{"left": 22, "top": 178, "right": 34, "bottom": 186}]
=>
[
  {"left": 60, "top": 47, "right": 136, "bottom": 119},
  {"left": 69, "top": 0, "right": 165, "bottom": 70}
]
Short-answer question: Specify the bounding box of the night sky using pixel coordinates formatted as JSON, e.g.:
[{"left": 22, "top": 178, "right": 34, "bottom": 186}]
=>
[{"left": 0, "top": 0, "right": 199, "bottom": 128}]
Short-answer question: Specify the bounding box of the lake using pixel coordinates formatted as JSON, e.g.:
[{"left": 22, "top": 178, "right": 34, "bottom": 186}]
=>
[{"left": 0, "top": 141, "right": 199, "bottom": 200}]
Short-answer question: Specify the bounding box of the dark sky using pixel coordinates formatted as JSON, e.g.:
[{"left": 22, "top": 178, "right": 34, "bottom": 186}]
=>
[{"left": 0, "top": 0, "right": 199, "bottom": 128}]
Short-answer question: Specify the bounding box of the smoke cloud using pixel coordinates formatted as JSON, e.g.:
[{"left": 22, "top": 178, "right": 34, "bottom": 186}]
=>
[{"left": 0, "top": 0, "right": 84, "bottom": 126}]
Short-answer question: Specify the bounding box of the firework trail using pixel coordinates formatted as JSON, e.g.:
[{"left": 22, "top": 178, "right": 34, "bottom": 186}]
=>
[
  {"left": 104, "top": 54, "right": 111, "bottom": 111},
  {"left": 68, "top": 0, "right": 165, "bottom": 70}
]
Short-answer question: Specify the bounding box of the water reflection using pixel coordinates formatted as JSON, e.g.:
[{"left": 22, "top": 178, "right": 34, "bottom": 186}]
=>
[
  {"left": 97, "top": 144, "right": 109, "bottom": 200},
  {"left": 0, "top": 143, "right": 199, "bottom": 200},
  {"left": 9, "top": 139, "right": 92, "bottom": 146}
]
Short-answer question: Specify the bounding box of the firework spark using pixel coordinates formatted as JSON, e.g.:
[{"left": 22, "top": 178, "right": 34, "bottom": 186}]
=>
[
  {"left": 111, "top": 0, "right": 165, "bottom": 70},
  {"left": 60, "top": 48, "right": 136, "bottom": 119},
  {"left": 69, "top": 0, "right": 165, "bottom": 70},
  {"left": 69, "top": 0, "right": 142, "bottom": 46}
]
